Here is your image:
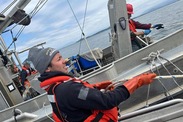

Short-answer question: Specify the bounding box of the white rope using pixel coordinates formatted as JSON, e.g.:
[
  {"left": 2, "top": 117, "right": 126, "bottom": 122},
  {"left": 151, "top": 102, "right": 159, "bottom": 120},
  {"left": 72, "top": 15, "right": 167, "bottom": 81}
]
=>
[
  {"left": 106, "top": 50, "right": 183, "bottom": 105},
  {"left": 142, "top": 49, "right": 183, "bottom": 103},
  {"left": 136, "top": 36, "right": 148, "bottom": 46},
  {"left": 155, "top": 75, "right": 183, "bottom": 79},
  {"left": 66, "top": 0, "right": 101, "bottom": 68},
  {"left": 156, "top": 54, "right": 183, "bottom": 90},
  {"left": 142, "top": 50, "right": 174, "bottom": 102},
  {"left": 150, "top": 59, "right": 173, "bottom": 99},
  {"left": 159, "top": 55, "right": 183, "bottom": 74},
  {"left": 106, "top": 74, "right": 183, "bottom": 91},
  {"left": 43, "top": 102, "right": 54, "bottom": 122},
  {"left": 145, "top": 84, "right": 151, "bottom": 107}
]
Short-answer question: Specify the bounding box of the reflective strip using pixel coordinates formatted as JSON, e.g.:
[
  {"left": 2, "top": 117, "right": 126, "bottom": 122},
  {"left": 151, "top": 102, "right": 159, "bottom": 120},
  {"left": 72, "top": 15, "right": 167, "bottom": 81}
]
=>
[
  {"left": 63, "top": 78, "right": 81, "bottom": 83},
  {"left": 74, "top": 77, "right": 80, "bottom": 80},
  {"left": 41, "top": 85, "right": 49, "bottom": 90},
  {"left": 63, "top": 78, "right": 72, "bottom": 83},
  {"left": 78, "top": 86, "right": 89, "bottom": 100},
  {"left": 73, "top": 77, "right": 82, "bottom": 83},
  {"left": 47, "top": 95, "right": 55, "bottom": 103}
]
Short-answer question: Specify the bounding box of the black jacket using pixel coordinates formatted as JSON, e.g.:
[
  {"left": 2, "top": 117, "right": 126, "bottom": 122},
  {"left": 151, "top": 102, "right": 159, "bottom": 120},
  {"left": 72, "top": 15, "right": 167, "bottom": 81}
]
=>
[
  {"left": 20, "top": 67, "right": 35, "bottom": 86},
  {"left": 39, "top": 71, "right": 130, "bottom": 122}
]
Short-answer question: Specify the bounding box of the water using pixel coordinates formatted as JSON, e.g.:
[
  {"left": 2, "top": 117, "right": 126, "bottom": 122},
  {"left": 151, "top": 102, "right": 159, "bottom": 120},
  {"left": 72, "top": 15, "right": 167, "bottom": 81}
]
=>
[{"left": 60, "top": 0, "right": 183, "bottom": 59}]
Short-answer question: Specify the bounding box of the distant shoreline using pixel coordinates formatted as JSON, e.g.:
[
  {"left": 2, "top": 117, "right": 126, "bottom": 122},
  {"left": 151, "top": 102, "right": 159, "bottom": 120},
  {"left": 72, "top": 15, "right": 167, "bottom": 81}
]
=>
[{"left": 60, "top": 0, "right": 179, "bottom": 50}]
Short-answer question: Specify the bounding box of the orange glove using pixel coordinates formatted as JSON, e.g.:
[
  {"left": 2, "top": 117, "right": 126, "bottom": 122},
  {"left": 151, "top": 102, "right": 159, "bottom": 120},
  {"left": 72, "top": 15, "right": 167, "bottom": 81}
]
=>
[
  {"left": 123, "top": 73, "right": 156, "bottom": 94},
  {"left": 92, "top": 80, "right": 113, "bottom": 90}
]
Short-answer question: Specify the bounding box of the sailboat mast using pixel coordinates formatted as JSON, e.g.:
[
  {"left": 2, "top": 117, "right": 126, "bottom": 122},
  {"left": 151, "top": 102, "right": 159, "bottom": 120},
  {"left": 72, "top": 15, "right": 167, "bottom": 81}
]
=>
[{"left": 108, "top": 0, "right": 132, "bottom": 60}]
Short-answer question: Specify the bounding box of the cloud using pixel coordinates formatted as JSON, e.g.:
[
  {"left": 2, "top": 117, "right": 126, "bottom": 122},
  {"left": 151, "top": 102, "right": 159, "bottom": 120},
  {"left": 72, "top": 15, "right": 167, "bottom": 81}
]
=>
[
  {"left": 1, "top": 0, "right": 109, "bottom": 47},
  {"left": 1, "top": 0, "right": 155, "bottom": 62}
]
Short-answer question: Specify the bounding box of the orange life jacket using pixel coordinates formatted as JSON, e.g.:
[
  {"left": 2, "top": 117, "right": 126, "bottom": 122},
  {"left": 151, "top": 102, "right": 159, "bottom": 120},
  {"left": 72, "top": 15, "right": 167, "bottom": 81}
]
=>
[
  {"left": 129, "top": 19, "right": 136, "bottom": 32},
  {"left": 40, "top": 76, "right": 118, "bottom": 122}
]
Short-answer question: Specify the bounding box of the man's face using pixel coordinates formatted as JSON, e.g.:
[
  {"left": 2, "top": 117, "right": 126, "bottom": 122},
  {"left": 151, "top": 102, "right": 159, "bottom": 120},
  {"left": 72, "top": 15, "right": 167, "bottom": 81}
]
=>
[
  {"left": 25, "top": 64, "right": 30, "bottom": 69},
  {"left": 48, "top": 53, "right": 68, "bottom": 73}
]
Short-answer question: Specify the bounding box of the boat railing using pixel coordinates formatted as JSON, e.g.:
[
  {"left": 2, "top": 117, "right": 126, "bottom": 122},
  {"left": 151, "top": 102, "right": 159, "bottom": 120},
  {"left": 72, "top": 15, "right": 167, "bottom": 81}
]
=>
[
  {"left": 118, "top": 98, "right": 183, "bottom": 121},
  {"left": 81, "top": 62, "right": 116, "bottom": 83},
  {"left": 0, "top": 93, "right": 49, "bottom": 121},
  {"left": 82, "top": 29, "right": 183, "bottom": 83}
]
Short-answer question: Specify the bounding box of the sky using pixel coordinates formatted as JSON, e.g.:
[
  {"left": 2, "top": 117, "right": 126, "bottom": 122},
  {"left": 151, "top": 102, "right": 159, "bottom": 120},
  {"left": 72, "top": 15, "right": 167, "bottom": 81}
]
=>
[{"left": 0, "top": 0, "right": 174, "bottom": 62}]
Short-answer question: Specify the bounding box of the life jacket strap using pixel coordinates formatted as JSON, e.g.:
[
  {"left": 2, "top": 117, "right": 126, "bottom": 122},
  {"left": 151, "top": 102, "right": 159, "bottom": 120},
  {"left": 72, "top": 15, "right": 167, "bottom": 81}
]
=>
[
  {"left": 91, "top": 112, "right": 114, "bottom": 122},
  {"left": 48, "top": 84, "right": 68, "bottom": 122},
  {"left": 91, "top": 112, "right": 103, "bottom": 122}
]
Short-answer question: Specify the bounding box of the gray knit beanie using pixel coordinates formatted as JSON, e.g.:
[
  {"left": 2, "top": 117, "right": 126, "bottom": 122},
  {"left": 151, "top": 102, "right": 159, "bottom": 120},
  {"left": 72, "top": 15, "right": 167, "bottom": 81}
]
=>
[{"left": 28, "top": 47, "right": 59, "bottom": 74}]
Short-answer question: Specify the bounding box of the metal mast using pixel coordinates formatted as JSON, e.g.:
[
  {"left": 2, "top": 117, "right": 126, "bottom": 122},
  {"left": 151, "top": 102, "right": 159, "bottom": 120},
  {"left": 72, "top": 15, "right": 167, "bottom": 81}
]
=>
[{"left": 108, "top": 0, "right": 132, "bottom": 60}]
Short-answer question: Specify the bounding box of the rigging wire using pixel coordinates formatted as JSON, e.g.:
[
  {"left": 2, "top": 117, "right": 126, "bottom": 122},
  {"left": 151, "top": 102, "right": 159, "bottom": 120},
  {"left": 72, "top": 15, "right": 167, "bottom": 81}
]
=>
[
  {"left": 150, "top": 60, "right": 173, "bottom": 99},
  {"left": 157, "top": 51, "right": 183, "bottom": 90},
  {"left": 13, "top": 0, "right": 48, "bottom": 39},
  {"left": 78, "top": 0, "right": 89, "bottom": 55},
  {"left": 144, "top": 49, "right": 183, "bottom": 106},
  {"left": 159, "top": 55, "right": 183, "bottom": 74},
  {"left": 145, "top": 84, "right": 151, "bottom": 107},
  {"left": 66, "top": 0, "right": 84, "bottom": 35},
  {"left": 156, "top": 54, "right": 183, "bottom": 90},
  {"left": 2, "top": 0, "right": 48, "bottom": 53},
  {"left": 66, "top": 0, "right": 101, "bottom": 68},
  {"left": 10, "top": 0, "right": 48, "bottom": 31},
  {"left": 29, "top": 0, "right": 48, "bottom": 17}
]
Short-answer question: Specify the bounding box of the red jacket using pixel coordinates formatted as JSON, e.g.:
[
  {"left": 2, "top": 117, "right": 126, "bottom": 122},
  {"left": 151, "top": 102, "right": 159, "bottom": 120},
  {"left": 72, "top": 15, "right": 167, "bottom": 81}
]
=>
[{"left": 129, "top": 19, "right": 151, "bottom": 32}]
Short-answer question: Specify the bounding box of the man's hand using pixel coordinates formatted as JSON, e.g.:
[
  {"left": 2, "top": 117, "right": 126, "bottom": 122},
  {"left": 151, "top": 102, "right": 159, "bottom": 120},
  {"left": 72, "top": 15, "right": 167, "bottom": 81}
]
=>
[
  {"left": 123, "top": 73, "right": 157, "bottom": 94},
  {"left": 152, "top": 24, "right": 164, "bottom": 29},
  {"left": 143, "top": 29, "right": 151, "bottom": 35}
]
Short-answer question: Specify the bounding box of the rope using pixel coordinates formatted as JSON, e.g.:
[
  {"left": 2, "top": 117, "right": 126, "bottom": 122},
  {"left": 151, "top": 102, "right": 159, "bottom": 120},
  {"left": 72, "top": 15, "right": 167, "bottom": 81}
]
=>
[
  {"left": 66, "top": 0, "right": 101, "bottom": 68},
  {"left": 78, "top": 0, "right": 89, "bottom": 55},
  {"left": 159, "top": 55, "right": 183, "bottom": 74},
  {"left": 43, "top": 102, "right": 54, "bottom": 122},
  {"left": 142, "top": 49, "right": 183, "bottom": 102},
  {"left": 145, "top": 85, "right": 151, "bottom": 107},
  {"left": 10, "top": 0, "right": 48, "bottom": 31},
  {"left": 156, "top": 52, "right": 183, "bottom": 90},
  {"left": 150, "top": 59, "right": 173, "bottom": 99},
  {"left": 104, "top": 50, "right": 183, "bottom": 111},
  {"left": 136, "top": 36, "right": 149, "bottom": 46},
  {"left": 3, "top": 0, "right": 48, "bottom": 53}
]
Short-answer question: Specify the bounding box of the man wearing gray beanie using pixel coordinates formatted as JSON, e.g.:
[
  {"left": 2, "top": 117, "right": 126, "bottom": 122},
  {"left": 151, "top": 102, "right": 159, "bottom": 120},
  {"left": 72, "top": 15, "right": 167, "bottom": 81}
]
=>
[
  {"left": 27, "top": 47, "right": 156, "bottom": 121},
  {"left": 28, "top": 47, "right": 61, "bottom": 74}
]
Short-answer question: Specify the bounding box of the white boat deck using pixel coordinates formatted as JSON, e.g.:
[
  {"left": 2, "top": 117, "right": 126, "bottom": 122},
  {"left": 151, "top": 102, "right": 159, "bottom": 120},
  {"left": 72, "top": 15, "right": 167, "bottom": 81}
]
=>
[
  {"left": 1, "top": 28, "right": 183, "bottom": 121},
  {"left": 119, "top": 99, "right": 183, "bottom": 122}
]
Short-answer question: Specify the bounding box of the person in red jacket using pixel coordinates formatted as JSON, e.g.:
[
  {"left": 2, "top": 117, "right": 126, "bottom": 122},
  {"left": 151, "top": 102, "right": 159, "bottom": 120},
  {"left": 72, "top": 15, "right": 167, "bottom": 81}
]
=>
[
  {"left": 127, "top": 3, "right": 163, "bottom": 51},
  {"left": 20, "top": 61, "right": 39, "bottom": 100},
  {"left": 28, "top": 47, "right": 156, "bottom": 122},
  {"left": 20, "top": 61, "right": 36, "bottom": 89}
]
